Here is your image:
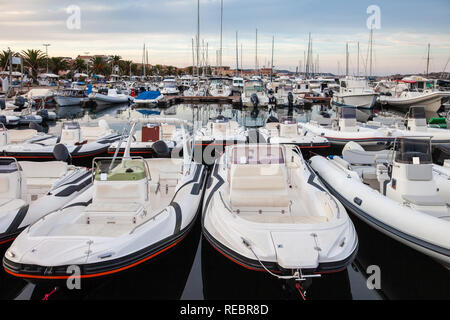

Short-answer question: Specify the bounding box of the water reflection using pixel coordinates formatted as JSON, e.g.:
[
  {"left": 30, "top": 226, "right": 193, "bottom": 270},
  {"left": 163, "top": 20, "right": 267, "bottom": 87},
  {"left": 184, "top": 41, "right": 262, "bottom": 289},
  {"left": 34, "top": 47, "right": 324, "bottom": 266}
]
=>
[
  {"left": 2, "top": 103, "right": 448, "bottom": 300},
  {"left": 200, "top": 237, "right": 354, "bottom": 300},
  {"left": 4, "top": 217, "right": 201, "bottom": 300},
  {"left": 351, "top": 216, "right": 450, "bottom": 300}
]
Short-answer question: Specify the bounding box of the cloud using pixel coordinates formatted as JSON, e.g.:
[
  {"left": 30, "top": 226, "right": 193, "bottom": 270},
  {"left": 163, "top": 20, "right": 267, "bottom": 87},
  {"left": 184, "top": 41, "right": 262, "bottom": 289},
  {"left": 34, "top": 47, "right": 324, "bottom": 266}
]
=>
[{"left": 1, "top": 0, "right": 449, "bottom": 75}]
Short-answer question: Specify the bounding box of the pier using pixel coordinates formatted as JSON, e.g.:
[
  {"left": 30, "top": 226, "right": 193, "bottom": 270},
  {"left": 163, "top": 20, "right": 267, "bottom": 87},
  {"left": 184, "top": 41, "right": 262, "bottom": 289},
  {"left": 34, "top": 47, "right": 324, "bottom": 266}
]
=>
[{"left": 164, "top": 95, "right": 242, "bottom": 106}]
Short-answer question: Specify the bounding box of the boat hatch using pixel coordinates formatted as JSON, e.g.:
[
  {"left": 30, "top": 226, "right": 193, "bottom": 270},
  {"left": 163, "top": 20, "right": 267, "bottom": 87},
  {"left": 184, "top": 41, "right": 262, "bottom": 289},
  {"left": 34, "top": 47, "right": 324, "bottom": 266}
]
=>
[{"left": 142, "top": 124, "right": 160, "bottom": 142}]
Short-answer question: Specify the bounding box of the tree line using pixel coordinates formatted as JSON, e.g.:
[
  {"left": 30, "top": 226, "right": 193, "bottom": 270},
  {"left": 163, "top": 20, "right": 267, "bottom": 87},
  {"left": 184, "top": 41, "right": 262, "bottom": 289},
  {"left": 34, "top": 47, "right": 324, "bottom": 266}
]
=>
[{"left": 0, "top": 49, "right": 185, "bottom": 82}]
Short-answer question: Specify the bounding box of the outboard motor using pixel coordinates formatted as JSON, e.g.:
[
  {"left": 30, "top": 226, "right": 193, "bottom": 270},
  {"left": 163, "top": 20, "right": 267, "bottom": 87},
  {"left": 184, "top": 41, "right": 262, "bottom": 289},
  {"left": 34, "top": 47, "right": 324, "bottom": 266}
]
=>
[
  {"left": 250, "top": 94, "right": 259, "bottom": 119},
  {"left": 215, "top": 115, "right": 227, "bottom": 122},
  {"left": 0, "top": 99, "right": 5, "bottom": 110},
  {"left": 152, "top": 140, "right": 170, "bottom": 158},
  {"left": 288, "top": 92, "right": 294, "bottom": 108},
  {"left": 36, "top": 109, "right": 49, "bottom": 121},
  {"left": 53, "top": 144, "right": 72, "bottom": 164},
  {"left": 251, "top": 93, "right": 259, "bottom": 108},
  {"left": 14, "top": 96, "right": 27, "bottom": 108},
  {"left": 266, "top": 116, "right": 280, "bottom": 123},
  {"left": 29, "top": 122, "right": 44, "bottom": 133}
]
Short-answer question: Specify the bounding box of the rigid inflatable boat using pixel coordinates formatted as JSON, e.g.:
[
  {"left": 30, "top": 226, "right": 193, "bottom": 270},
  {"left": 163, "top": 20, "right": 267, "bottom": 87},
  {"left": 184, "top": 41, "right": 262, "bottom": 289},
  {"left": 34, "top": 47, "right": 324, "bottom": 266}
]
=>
[
  {"left": 3, "top": 123, "right": 206, "bottom": 281},
  {"left": 0, "top": 120, "right": 121, "bottom": 164},
  {"left": 0, "top": 153, "right": 92, "bottom": 246},
  {"left": 258, "top": 116, "right": 330, "bottom": 155},
  {"left": 108, "top": 118, "right": 187, "bottom": 158},
  {"left": 202, "top": 144, "right": 358, "bottom": 280},
  {"left": 390, "top": 107, "right": 450, "bottom": 146},
  {"left": 310, "top": 138, "right": 450, "bottom": 268},
  {"left": 300, "top": 107, "right": 395, "bottom": 151},
  {"left": 194, "top": 116, "right": 248, "bottom": 165}
]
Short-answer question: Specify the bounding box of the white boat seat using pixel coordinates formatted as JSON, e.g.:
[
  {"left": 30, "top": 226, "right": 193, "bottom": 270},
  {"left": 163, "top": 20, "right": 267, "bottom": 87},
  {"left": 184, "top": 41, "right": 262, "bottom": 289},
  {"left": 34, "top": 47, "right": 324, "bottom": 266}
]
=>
[
  {"left": 0, "top": 177, "right": 9, "bottom": 194},
  {"left": 93, "top": 183, "right": 147, "bottom": 203},
  {"left": 20, "top": 161, "right": 68, "bottom": 179},
  {"left": 231, "top": 190, "right": 290, "bottom": 208},
  {"left": 85, "top": 202, "right": 144, "bottom": 225},
  {"left": 81, "top": 126, "right": 108, "bottom": 141},
  {"left": 8, "top": 129, "right": 38, "bottom": 143},
  {"left": 212, "top": 123, "right": 228, "bottom": 136},
  {"left": 402, "top": 195, "right": 446, "bottom": 207},
  {"left": 26, "top": 178, "right": 57, "bottom": 190},
  {"left": 230, "top": 164, "right": 290, "bottom": 208},
  {"left": 362, "top": 167, "right": 377, "bottom": 181},
  {"left": 280, "top": 124, "right": 297, "bottom": 137}
]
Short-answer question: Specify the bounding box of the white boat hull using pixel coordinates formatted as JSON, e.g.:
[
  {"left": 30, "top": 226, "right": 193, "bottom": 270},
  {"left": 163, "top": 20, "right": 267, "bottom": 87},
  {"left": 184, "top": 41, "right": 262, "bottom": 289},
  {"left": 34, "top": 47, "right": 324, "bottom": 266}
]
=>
[{"left": 310, "top": 156, "right": 450, "bottom": 268}]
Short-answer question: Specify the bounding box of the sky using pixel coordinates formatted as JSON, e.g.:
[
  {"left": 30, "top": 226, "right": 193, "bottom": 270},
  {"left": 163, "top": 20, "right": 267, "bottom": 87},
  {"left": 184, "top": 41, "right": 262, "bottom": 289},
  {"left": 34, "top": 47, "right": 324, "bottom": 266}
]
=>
[{"left": 1, "top": 0, "right": 449, "bottom": 75}]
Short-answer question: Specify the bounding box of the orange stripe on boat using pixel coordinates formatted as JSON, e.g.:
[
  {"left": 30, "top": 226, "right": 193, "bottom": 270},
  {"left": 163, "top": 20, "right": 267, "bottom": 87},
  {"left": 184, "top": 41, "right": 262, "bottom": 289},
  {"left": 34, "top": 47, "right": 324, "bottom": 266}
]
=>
[{"left": 4, "top": 235, "right": 186, "bottom": 280}]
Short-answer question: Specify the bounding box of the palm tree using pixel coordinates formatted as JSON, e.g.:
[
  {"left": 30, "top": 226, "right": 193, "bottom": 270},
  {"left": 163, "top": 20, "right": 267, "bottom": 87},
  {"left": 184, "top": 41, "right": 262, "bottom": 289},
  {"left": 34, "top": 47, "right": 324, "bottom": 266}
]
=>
[
  {"left": 21, "top": 49, "right": 45, "bottom": 81},
  {"left": 130, "top": 63, "right": 138, "bottom": 75},
  {"left": 72, "top": 58, "right": 86, "bottom": 74},
  {"left": 119, "top": 60, "right": 133, "bottom": 76},
  {"left": 50, "top": 57, "right": 68, "bottom": 75},
  {"left": 0, "top": 50, "right": 11, "bottom": 71},
  {"left": 90, "top": 56, "right": 107, "bottom": 75},
  {"left": 110, "top": 55, "right": 122, "bottom": 74}
]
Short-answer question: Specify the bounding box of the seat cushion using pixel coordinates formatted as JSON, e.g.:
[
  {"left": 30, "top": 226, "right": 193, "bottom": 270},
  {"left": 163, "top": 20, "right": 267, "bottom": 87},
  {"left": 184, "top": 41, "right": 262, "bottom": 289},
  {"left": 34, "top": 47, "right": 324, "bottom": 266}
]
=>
[
  {"left": 231, "top": 190, "right": 290, "bottom": 208},
  {"left": 0, "top": 177, "right": 9, "bottom": 193},
  {"left": 8, "top": 129, "right": 37, "bottom": 143},
  {"left": 20, "top": 161, "right": 67, "bottom": 179}
]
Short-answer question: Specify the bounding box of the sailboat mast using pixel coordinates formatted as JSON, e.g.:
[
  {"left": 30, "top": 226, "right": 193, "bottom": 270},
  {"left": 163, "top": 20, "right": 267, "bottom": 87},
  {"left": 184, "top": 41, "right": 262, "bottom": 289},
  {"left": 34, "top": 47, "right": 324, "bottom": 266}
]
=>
[
  {"left": 270, "top": 36, "right": 274, "bottom": 82},
  {"left": 220, "top": 0, "right": 223, "bottom": 69},
  {"left": 240, "top": 43, "right": 243, "bottom": 71},
  {"left": 426, "top": 43, "right": 430, "bottom": 77},
  {"left": 369, "top": 28, "right": 373, "bottom": 78},
  {"left": 143, "top": 43, "right": 146, "bottom": 77},
  {"left": 255, "top": 28, "right": 258, "bottom": 76},
  {"left": 346, "top": 42, "right": 349, "bottom": 77},
  {"left": 235, "top": 31, "right": 239, "bottom": 77},
  {"left": 357, "top": 42, "right": 360, "bottom": 77},
  {"left": 191, "top": 38, "right": 195, "bottom": 77},
  {"left": 197, "top": 0, "right": 200, "bottom": 78}
]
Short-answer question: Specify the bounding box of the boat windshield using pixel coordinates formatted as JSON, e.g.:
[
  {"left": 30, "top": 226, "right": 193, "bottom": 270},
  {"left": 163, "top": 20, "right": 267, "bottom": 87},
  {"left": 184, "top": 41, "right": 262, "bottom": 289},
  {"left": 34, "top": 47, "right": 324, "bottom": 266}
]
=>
[
  {"left": 394, "top": 138, "right": 432, "bottom": 164},
  {"left": 94, "top": 158, "right": 148, "bottom": 181},
  {"left": 164, "top": 81, "right": 176, "bottom": 88},
  {"left": 338, "top": 107, "right": 356, "bottom": 119},
  {"left": 231, "top": 145, "right": 284, "bottom": 165},
  {"left": 408, "top": 107, "right": 426, "bottom": 119},
  {"left": 211, "top": 116, "right": 229, "bottom": 123},
  {"left": 62, "top": 122, "right": 80, "bottom": 130},
  {"left": 280, "top": 116, "right": 296, "bottom": 125}
]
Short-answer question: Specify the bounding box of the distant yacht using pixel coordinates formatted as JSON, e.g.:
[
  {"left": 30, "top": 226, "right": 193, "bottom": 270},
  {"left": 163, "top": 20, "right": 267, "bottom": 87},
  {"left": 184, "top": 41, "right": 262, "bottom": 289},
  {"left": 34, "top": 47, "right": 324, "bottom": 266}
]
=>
[{"left": 332, "top": 76, "right": 378, "bottom": 122}]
